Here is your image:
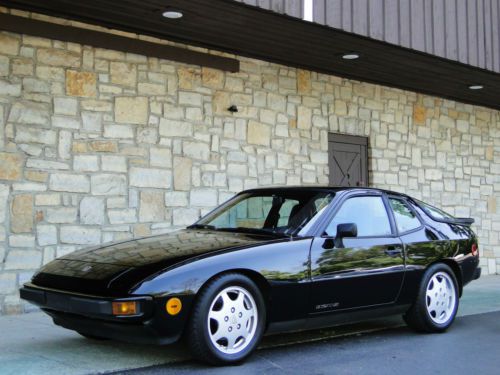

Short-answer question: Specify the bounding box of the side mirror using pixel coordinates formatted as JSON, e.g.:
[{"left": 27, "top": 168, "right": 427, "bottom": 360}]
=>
[{"left": 334, "top": 223, "right": 357, "bottom": 248}]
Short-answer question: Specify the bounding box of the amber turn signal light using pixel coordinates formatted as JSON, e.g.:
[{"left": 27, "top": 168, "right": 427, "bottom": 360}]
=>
[
  {"left": 112, "top": 301, "right": 138, "bottom": 316},
  {"left": 166, "top": 297, "right": 182, "bottom": 315}
]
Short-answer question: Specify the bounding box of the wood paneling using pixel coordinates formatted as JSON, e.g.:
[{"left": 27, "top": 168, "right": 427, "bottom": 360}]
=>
[{"left": 312, "top": 0, "right": 500, "bottom": 74}]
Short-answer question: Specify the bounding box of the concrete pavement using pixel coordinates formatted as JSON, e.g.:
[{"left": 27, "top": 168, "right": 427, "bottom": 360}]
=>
[{"left": 0, "top": 275, "right": 498, "bottom": 375}]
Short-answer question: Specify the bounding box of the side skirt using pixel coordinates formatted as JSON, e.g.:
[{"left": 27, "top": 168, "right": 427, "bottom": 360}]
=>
[{"left": 266, "top": 303, "right": 410, "bottom": 335}]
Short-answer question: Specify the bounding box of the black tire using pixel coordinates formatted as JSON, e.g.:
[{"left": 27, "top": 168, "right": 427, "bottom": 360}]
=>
[
  {"left": 404, "top": 263, "right": 459, "bottom": 333},
  {"left": 77, "top": 332, "right": 109, "bottom": 341},
  {"left": 187, "top": 273, "right": 266, "bottom": 365}
]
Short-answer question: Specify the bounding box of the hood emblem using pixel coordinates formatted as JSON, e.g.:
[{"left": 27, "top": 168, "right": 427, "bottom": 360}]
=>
[{"left": 81, "top": 265, "right": 93, "bottom": 273}]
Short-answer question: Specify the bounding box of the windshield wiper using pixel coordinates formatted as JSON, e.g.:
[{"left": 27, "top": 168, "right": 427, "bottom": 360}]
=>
[{"left": 188, "top": 224, "right": 216, "bottom": 230}]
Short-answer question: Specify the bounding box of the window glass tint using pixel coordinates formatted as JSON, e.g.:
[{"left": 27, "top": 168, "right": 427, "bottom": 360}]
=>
[
  {"left": 389, "top": 198, "right": 421, "bottom": 233},
  {"left": 326, "top": 196, "right": 392, "bottom": 237},
  {"left": 417, "top": 200, "right": 454, "bottom": 220}
]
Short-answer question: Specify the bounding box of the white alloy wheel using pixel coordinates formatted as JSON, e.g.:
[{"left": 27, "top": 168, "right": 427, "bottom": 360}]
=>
[
  {"left": 425, "top": 271, "right": 457, "bottom": 324},
  {"left": 207, "top": 286, "right": 258, "bottom": 355}
]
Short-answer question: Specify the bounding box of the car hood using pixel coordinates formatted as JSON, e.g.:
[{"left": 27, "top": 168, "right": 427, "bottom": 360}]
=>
[
  {"left": 61, "top": 229, "right": 283, "bottom": 267},
  {"left": 32, "top": 229, "right": 287, "bottom": 296}
]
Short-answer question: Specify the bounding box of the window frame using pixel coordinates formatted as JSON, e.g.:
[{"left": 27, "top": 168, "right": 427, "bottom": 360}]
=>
[
  {"left": 318, "top": 191, "right": 398, "bottom": 239},
  {"left": 386, "top": 195, "right": 424, "bottom": 236}
]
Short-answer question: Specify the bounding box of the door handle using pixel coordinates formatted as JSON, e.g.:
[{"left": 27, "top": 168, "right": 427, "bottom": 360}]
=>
[{"left": 384, "top": 248, "right": 402, "bottom": 257}]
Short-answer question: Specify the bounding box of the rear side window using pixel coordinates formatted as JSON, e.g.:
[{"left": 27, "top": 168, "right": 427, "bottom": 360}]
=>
[
  {"left": 416, "top": 200, "right": 454, "bottom": 220},
  {"left": 325, "top": 196, "right": 392, "bottom": 237},
  {"left": 389, "top": 198, "right": 421, "bottom": 233}
]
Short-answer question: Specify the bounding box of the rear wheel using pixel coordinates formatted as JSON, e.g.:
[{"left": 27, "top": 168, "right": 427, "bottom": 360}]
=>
[
  {"left": 404, "top": 263, "right": 459, "bottom": 332},
  {"left": 187, "top": 273, "right": 266, "bottom": 365}
]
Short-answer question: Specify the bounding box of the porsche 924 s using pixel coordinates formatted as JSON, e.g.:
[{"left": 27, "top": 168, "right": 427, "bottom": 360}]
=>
[{"left": 21, "top": 187, "right": 481, "bottom": 365}]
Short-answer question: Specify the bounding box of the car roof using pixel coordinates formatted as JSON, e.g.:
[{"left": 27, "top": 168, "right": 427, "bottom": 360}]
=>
[{"left": 241, "top": 186, "right": 410, "bottom": 198}]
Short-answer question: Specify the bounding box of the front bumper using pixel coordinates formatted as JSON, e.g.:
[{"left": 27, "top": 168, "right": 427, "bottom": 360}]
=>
[
  {"left": 473, "top": 267, "right": 481, "bottom": 280},
  {"left": 20, "top": 284, "right": 184, "bottom": 345}
]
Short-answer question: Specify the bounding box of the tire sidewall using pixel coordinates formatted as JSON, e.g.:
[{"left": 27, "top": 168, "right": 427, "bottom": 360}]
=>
[
  {"left": 194, "top": 274, "right": 266, "bottom": 364},
  {"left": 420, "top": 263, "right": 459, "bottom": 331}
]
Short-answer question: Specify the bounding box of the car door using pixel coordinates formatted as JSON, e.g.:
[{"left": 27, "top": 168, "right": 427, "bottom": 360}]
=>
[{"left": 309, "top": 193, "right": 405, "bottom": 314}]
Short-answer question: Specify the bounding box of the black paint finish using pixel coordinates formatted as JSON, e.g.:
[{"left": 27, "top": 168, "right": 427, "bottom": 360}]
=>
[{"left": 21, "top": 187, "right": 481, "bottom": 346}]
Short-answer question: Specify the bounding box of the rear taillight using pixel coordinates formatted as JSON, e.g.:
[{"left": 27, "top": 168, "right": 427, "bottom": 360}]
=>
[{"left": 471, "top": 243, "right": 478, "bottom": 256}]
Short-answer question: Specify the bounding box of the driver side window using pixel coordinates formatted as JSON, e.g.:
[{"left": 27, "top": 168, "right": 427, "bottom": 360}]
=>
[{"left": 325, "top": 196, "right": 392, "bottom": 237}]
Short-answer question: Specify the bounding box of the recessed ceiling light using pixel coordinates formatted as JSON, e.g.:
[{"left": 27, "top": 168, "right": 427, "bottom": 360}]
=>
[
  {"left": 162, "top": 9, "right": 183, "bottom": 19},
  {"left": 468, "top": 84, "right": 484, "bottom": 90},
  {"left": 342, "top": 53, "right": 360, "bottom": 60}
]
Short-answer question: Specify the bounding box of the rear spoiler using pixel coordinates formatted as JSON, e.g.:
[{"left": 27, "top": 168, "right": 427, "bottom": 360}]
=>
[
  {"left": 452, "top": 217, "right": 475, "bottom": 225},
  {"left": 434, "top": 217, "right": 475, "bottom": 226}
]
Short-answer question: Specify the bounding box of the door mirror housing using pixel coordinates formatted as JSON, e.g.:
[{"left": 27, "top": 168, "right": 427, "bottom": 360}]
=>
[
  {"left": 334, "top": 223, "right": 357, "bottom": 248},
  {"left": 337, "top": 223, "right": 357, "bottom": 238}
]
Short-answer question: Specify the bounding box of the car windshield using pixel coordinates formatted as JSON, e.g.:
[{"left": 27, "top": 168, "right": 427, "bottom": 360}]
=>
[{"left": 192, "top": 191, "right": 335, "bottom": 236}]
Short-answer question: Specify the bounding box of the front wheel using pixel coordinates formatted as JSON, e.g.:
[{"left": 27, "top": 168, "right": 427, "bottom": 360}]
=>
[
  {"left": 404, "top": 263, "right": 459, "bottom": 332},
  {"left": 187, "top": 273, "right": 266, "bottom": 365}
]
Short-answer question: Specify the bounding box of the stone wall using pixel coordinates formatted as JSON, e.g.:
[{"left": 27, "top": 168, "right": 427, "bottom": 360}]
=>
[{"left": 0, "top": 9, "right": 499, "bottom": 314}]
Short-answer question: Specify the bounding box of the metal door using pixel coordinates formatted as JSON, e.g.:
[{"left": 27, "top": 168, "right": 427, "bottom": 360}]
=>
[{"left": 328, "top": 134, "right": 368, "bottom": 187}]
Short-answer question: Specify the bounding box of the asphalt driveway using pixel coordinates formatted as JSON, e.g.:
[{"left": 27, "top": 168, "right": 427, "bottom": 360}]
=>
[{"left": 0, "top": 275, "right": 498, "bottom": 375}]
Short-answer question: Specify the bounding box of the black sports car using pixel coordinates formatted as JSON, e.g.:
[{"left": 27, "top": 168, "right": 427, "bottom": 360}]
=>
[{"left": 21, "top": 187, "right": 481, "bottom": 365}]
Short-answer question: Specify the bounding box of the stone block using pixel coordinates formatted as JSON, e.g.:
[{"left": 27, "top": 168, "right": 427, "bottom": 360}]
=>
[
  {"left": 35, "top": 193, "right": 60, "bottom": 206},
  {"left": 190, "top": 189, "right": 217, "bottom": 207},
  {"left": 15, "top": 126, "right": 56, "bottom": 145},
  {"left": 91, "top": 174, "right": 127, "bottom": 195},
  {"left": 297, "top": 69, "right": 311, "bottom": 94},
  {"left": 159, "top": 119, "right": 193, "bottom": 137},
  {"left": 247, "top": 121, "right": 270, "bottom": 146},
  {"left": 54, "top": 97, "right": 78, "bottom": 116},
  {"left": 8, "top": 101, "right": 50, "bottom": 125},
  {"left": 179, "top": 91, "right": 202, "bottom": 106},
  {"left": 0, "top": 33, "right": 19, "bottom": 55},
  {"left": 49, "top": 173, "right": 89, "bottom": 193},
  {"left": 82, "top": 112, "right": 102, "bottom": 132},
  {"left": 115, "top": 97, "right": 148, "bottom": 125},
  {"left": 0, "top": 184, "right": 9, "bottom": 224},
  {"left": 0, "top": 80, "right": 21, "bottom": 96},
  {"left": 0, "top": 56, "right": 8, "bottom": 77},
  {"left": 108, "top": 209, "right": 137, "bottom": 224},
  {"left": 178, "top": 67, "right": 201, "bottom": 89},
  {"left": 4, "top": 250, "right": 42, "bottom": 270},
  {"left": 89, "top": 141, "right": 118, "bottom": 153},
  {"left": 150, "top": 148, "right": 172, "bottom": 168},
  {"left": 101, "top": 155, "right": 127, "bottom": 172},
  {"left": 297, "top": 106, "right": 312, "bottom": 130},
  {"left": 130, "top": 167, "right": 171, "bottom": 188},
  {"left": 66, "top": 70, "right": 97, "bottom": 97},
  {"left": 80, "top": 197, "right": 105, "bottom": 225},
  {"left": 139, "top": 191, "right": 165, "bottom": 222},
  {"left": 173, "top": 157, "right": 192, "bottom": 191},
  {"left": 37, "top": 225, "right": 57, "bottom": 246},
  {"left": 0, "top": 273, "right": 17, "bottom": 294},
  {"left": 165, "top": 191, "right": 189, "bottom": 207},
  {"left": 173, "top": 208, "right": 199, "bottom": 226},
  {"left": 73, "top": 155, "right": 99, "bottom": 172},
  {"left": 60, "top": 226, "right": 101, "bottom": 245},
  {"left": 183, "top": 141, "right": 210, "bottom": 160},
  {"left": 104, "top": 124, "right": 134, "bottom": 139},
  {"left": 110, "top": 61, "right": 137, "bottom": 87},
  {"left": 37, "top": 48, "right": 80, "bottom": 67},
  {"left": 9, "top": 234, "right": 35, "bottom": 248},
  {"left": 10, "top": 194, "right": 33, "bottom": 233},
  {"left": 202, "top": 67, "right": 224, "bottom": 89},
  {"left": 0, "top": 152, "right": 23, "bottom": 181},
  {"left": 46, "top": 207, "right": 77, "bottom": 224}
]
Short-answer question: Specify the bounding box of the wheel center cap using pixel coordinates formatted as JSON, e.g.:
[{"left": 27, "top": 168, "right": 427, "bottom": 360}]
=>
[{"left": 231, "top": 315, "right": 237, "bottom": 324}]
